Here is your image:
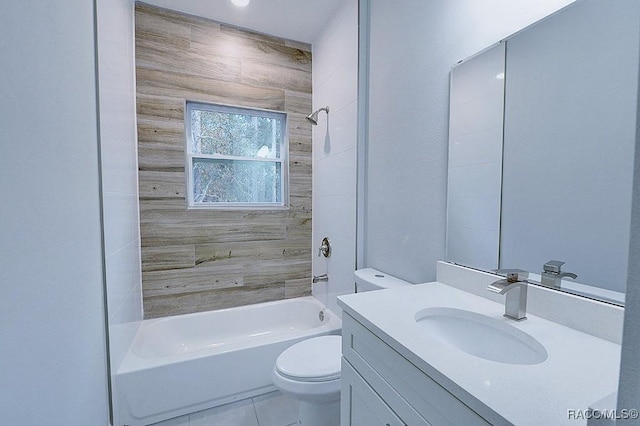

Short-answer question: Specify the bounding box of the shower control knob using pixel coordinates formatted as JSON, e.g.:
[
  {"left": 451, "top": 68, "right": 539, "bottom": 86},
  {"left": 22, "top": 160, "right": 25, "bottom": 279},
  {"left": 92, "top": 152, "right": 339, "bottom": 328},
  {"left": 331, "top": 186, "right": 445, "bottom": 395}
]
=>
[{"left": 317, "top": 237, "right": 331, "bottom": 258}]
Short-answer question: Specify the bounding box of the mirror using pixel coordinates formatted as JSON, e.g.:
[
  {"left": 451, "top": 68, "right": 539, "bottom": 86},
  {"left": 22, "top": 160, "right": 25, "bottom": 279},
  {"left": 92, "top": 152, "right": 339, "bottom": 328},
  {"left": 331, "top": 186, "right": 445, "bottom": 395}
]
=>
[{"left": 446, "top": 0, "right": 640, "bottom": 305}]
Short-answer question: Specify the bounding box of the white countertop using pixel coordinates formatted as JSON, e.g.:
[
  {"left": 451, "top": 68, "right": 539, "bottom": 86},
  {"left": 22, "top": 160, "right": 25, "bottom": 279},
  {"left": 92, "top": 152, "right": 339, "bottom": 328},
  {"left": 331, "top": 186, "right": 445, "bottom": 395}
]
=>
[{"left": 338, "top": 281, "right": 621, "bottom": 426}]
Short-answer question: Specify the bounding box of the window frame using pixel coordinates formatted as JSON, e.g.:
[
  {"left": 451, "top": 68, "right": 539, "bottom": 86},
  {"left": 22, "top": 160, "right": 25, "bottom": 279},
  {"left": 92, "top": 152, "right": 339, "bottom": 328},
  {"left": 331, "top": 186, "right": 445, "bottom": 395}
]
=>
[{"left": 185, "top": 101, "right": 289, "bottom": 210}]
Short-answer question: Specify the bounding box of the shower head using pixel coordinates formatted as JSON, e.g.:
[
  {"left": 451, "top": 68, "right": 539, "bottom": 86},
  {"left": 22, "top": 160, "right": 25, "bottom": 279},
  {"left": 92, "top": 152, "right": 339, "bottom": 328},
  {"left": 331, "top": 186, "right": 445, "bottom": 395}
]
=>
[{"left": 306, "top": 106, "right": 330, "bottom": 125}]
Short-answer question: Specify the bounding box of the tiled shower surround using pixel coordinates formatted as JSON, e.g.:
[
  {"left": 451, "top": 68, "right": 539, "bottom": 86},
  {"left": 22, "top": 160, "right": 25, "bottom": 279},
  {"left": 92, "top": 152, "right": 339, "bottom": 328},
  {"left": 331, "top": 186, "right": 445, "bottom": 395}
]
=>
[{"left": 135, "top": 4, "right": 314, "bottom": 318}]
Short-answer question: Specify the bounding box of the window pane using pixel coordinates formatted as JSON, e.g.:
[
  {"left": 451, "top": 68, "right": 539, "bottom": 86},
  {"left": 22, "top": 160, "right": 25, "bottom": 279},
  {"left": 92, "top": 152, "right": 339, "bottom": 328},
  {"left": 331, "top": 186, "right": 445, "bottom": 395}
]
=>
[
  {"left": 192, "top": 158, "right": 282, "bottom": 204},
  {"left": 190, "top": 109, "right": 283, "bottom": 159}
]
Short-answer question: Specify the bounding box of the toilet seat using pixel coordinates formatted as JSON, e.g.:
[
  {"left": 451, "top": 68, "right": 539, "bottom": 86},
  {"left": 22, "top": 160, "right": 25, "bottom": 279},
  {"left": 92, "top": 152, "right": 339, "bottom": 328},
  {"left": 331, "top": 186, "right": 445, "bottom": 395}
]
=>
[{"left": 275, "top": 335, "right": 342, "bottom": 382}]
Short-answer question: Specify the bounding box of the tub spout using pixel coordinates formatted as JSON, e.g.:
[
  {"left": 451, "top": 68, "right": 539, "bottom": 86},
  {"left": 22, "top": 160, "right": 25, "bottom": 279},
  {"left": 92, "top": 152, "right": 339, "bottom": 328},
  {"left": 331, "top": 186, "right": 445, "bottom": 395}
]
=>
[{"left": 313, "top": 274, "right": 328, "bottom": 283}]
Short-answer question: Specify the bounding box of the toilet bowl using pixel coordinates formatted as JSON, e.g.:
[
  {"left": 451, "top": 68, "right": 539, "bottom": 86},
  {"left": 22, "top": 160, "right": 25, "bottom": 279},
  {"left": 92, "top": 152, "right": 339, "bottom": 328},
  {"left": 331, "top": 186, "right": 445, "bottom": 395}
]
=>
[
  {"left": 271, "top": 268, "right": 411, "bottom": 426},
  {"left": 271, "top": 335, "right": 341, "bottom": 426}
]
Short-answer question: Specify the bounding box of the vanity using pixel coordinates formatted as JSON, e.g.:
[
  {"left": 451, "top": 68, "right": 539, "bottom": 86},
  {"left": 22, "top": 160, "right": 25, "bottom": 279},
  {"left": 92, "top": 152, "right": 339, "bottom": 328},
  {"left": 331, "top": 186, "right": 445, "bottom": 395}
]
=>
[{"left": 337, "top": 262, "right": 623, "bottom": 426}]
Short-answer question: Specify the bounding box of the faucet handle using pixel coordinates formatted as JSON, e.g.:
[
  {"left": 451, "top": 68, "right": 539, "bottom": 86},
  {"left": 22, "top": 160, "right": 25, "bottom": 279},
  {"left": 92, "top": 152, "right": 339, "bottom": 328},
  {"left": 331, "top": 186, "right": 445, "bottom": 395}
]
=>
[
  {"left": 494, "top": 268, "right": 529, "bottom": 282},
  {"left": 317, "top": 237, "right": 331, "bottom": 258},
  {"left": 543, "top": 260, "right": 565, "bottom": 273}
]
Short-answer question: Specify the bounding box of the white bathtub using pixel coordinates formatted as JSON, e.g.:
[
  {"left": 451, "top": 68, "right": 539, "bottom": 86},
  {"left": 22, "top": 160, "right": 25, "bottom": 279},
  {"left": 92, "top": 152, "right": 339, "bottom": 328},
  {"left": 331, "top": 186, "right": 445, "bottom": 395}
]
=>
[{"left": 114, "top": 296, "right": 341, "bottom": 426}]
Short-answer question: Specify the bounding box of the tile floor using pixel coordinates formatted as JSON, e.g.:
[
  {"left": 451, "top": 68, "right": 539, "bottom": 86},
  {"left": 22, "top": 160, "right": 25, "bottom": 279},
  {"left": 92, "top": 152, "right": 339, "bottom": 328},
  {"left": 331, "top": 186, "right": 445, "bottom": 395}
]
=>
[{"left": 150, "top": 391, "right": 299, "bottom": 426}]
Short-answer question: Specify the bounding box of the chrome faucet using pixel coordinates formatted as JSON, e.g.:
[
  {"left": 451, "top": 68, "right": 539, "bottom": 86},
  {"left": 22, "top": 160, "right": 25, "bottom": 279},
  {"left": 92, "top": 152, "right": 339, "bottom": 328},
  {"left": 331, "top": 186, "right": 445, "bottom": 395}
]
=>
[
  {"left": 487, "top": 270, "right": 529, "bottom": 321},
  {"left": 540, "top": 260, "right": 577, "bottom": 289},
  {"left": 317, "top": 237, "right": 331, "bottom": 258}
]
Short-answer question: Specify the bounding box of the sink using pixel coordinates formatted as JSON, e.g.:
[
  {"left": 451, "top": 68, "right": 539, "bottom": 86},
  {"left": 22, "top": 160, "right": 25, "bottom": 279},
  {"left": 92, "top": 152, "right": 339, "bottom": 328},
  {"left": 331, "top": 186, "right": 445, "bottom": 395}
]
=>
[{"left": 415, "top": 307, "right": 547, "bottom": 365}]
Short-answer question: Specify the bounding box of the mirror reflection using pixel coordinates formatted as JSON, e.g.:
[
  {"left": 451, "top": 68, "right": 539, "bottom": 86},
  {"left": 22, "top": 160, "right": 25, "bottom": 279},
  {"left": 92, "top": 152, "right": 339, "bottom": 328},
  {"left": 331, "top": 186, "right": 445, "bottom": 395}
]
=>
[{"left": 446, "top": 0, "right": 640, "bottom": 305}]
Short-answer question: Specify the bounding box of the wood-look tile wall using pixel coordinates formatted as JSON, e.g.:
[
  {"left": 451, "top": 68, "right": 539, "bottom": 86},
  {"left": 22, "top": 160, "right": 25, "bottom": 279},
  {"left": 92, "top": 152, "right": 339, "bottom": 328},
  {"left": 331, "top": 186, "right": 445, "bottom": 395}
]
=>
[{"left": 134, "top": 3, "right": 313, "bottom": 319}]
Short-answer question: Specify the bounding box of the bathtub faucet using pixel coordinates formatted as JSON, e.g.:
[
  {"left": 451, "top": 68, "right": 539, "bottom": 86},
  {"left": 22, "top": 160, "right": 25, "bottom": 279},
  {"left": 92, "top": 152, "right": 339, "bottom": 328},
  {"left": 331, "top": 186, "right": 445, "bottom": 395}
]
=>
[{"left": 313, "top": 274, "right": 328, "bottom": 283}]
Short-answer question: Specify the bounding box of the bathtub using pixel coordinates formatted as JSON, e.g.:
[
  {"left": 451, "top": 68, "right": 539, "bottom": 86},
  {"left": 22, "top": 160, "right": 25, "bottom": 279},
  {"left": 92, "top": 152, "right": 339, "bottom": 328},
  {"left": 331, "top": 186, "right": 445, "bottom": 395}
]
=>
[{"left": 114, "top": 296, "right": 341, "bottom": 426}]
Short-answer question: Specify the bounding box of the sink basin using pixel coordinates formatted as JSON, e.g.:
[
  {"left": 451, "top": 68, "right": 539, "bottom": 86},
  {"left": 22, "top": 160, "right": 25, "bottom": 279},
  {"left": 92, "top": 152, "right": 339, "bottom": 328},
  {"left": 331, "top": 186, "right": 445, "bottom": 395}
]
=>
[{"left": 415, "top": 307, "right": 547, "bottom": 365}]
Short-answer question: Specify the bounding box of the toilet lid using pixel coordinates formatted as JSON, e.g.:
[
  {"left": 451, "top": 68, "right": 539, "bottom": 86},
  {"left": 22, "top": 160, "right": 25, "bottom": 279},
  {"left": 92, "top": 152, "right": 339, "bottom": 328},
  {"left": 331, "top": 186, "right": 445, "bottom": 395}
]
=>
[{"left": 276, "top": 335, "right": 342, "bottom": 382}]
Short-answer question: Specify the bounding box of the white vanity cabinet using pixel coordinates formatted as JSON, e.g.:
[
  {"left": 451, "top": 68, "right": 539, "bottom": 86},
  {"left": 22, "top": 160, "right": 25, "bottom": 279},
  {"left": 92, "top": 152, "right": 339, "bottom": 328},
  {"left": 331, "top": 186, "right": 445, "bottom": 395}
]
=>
[
  {"left": 340, "top": 313, "right": 491, "bottom": 426},
  {"left": 341, "top": 360, "right": 407, "bottom": 426}
]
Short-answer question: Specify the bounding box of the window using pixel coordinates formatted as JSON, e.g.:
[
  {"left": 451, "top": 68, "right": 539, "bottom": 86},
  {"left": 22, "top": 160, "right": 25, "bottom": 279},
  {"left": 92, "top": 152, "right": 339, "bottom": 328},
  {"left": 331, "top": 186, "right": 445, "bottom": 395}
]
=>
[{"left": 185, "top": 102, "right": 288, "bottom": 209}]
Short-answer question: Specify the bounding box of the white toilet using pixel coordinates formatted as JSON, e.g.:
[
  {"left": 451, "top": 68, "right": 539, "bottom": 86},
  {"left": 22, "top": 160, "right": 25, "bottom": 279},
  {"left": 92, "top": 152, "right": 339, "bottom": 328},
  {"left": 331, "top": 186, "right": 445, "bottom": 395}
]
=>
[{"left": 271, "top": 268, "right": 410, "bottom": 426}]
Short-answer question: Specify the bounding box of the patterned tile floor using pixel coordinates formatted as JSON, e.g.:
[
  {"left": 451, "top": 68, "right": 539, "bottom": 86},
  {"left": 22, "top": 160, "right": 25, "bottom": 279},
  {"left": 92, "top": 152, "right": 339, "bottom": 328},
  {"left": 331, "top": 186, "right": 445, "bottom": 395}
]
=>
[{"left": 150, "top": 391, "right": 299, "bottom": 426}]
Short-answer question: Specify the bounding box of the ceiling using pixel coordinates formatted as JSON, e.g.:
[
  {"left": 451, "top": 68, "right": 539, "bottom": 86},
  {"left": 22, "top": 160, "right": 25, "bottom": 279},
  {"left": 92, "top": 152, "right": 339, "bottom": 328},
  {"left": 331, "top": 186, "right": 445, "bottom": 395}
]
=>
[{"left": 141, "top": 0, "right": 346, "bottom": 44}]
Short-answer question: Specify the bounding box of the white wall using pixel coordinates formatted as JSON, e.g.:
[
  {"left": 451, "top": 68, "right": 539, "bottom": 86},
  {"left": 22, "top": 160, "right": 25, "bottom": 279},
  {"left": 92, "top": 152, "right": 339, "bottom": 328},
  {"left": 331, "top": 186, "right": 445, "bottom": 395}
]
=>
[
  {"left": 362, "top": 0, "right": 575, "bottom": 283},
  {"left": 0, "top": 1, "right": 110, "bottom": 425},
  {"left": 617, "top": 1, "right": 640, "bottom": 414},
  {"left": 618, "top": 147, "right": 640, "bottom": 421},
  {"left": 311, "top": 0, "right": 359, "bottom": 317},
  {"left": 96, "top": 0, "right": 143, "bottom": 368},
  {"left": 95, "top": 0, "right": 143, "bottom": 420}
]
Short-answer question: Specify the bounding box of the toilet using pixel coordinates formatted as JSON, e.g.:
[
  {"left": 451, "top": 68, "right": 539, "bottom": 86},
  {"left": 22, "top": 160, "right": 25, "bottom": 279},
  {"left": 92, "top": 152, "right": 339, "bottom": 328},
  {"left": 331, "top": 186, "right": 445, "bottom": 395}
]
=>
[{"left": 271, "top": 268, "right": 411, "bottom": 426}]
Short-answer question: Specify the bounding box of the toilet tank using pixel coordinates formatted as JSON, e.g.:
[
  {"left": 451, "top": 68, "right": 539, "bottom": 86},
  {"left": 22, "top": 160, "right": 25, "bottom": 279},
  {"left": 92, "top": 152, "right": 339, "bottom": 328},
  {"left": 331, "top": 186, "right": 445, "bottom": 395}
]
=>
[{"left": 354, "top": 268, "right": 411, "bottom": 293}]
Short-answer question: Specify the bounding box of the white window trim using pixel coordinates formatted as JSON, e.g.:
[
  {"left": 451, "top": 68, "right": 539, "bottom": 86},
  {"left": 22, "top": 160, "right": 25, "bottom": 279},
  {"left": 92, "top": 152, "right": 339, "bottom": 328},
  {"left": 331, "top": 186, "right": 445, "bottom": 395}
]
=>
[{"left": 185, "top": 101, "right": 290, "bottom": 210}]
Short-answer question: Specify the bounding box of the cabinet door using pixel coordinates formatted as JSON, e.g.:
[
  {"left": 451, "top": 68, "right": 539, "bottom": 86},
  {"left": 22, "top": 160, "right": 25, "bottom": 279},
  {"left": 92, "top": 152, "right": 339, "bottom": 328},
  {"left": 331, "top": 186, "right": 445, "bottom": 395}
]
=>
[{"left": 341, "top": 359, "right": 415, "bottom": 426}]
